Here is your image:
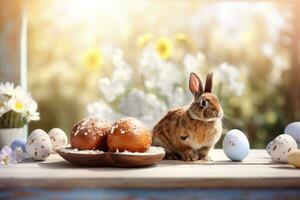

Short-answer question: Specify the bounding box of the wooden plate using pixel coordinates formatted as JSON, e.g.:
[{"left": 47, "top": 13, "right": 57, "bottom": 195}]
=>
[{"left": 57, "top": 146, "right": 165, "bottom": 168}]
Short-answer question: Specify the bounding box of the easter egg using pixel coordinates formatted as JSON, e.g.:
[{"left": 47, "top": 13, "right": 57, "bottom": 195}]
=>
[
  {"left": 266, "top": 140, "right": 274, "bottom": 156},
  {"left": 288, "top": 150, "right": 300, "bottom": 168},
  {"left": 48, "top": 128, "right": 68, "bottom": 151},
  {"left": 11, "top": 138, "right": 27, "bottom": 152},
  {"left": 268, "top": 134, "right": 297, "bottom": 163},
  {"left": 222, "top": 129, "right": 250, "bottom": 161},
  {"left": 284, "top": 122, "right": 300, "bottom": 147},
  {"left": 26, "top": 129, "right": 52, "bottom": 161}
]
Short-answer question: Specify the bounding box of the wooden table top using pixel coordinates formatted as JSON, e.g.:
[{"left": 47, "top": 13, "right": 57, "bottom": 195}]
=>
[{"left": 0, "top": 149, "right": 299, "bottom": 189}]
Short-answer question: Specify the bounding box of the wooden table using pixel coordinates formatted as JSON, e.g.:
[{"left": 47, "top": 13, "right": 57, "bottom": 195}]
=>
[{"left": 1, "top": 149, "right": 300, "bottom": 199}]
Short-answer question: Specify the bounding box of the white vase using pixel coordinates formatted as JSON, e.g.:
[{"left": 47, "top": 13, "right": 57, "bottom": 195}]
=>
[{"left": 0, "top": 128, "right": 25, "bottom": 148}]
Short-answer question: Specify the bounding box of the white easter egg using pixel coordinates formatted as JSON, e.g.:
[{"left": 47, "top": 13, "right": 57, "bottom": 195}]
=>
[
  {"left": 222, "top": 129, "right": 250, "bottom": 161},
  {"left": 266, "top": 140, "right": 274, "bottom": 156},
  {"left": 26, "top": 129, "right": 52, "bottom": 161},
  {"left": 284, "top": 122, "right": 300, "bottom": 147},
  {"left": 269, "top": 134, "right": 297, "bottom": 163},
  {"left": 48, "top": 128, "right": 68, "bottom": 151}
]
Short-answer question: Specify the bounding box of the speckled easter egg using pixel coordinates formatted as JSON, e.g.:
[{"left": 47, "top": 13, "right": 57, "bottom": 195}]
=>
[
  {"left": 268, "top": 134, "right": 297, "bottom": 163},
  {"left": 266, "top": 140, "right": 274, "bottom": 156},
  {"left": 48, "top": 128, "right": 68, "bottom": 151},
  {"left": 222, "top": 129, "right": 250, "bottom": 161},
  {"left": 11, "top": 138, "right": 27, "bottom": 152},
  {"left": 284, "top": 122, "right": 300, "bottom": 147},
  {"left": 26, "top": 129, "right": 52, "bottom": 161}
]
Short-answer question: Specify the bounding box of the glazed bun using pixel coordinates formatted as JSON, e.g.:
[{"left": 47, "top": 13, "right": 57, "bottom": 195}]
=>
[
  {"left": 70, "top": 117, "right": 111, "bottom": 150},
  {"left": 107, "top": 117, "right": 152, "bottom": 153}
]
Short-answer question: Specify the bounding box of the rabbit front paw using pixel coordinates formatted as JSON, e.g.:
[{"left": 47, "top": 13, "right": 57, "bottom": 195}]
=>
[
  {"left": 181, "top": 150, "right": 199, "bottom": 161},
  {"left": 201, "top": 156, "right": 212, "bottom": 162},
  {"left": 197, "top": 146, "right": 211, "bottom": 161},
  {"left": 165, "top": 153, "right": 181, "bottom": 160}
]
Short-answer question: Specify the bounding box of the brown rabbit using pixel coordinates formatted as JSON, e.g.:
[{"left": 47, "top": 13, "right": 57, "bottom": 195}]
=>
[{"left": 152, "top": 72, "right": 223, "bottom": 161}]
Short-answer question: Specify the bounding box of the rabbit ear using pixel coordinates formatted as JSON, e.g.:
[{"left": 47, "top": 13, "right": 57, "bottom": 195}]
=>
[
  {"left": 189, "top": 72, "right": 203, "bottom": 98},
  {"left": 204, "top": 72, "right": 213, "bottom": 93}
]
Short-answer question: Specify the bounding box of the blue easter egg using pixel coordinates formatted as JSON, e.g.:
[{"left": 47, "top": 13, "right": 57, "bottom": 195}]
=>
[
  {"left": 284, "top": 122, "right": 300, "bottom": 146},
  {"left": 11, "top": 138, "right": 27, "bottom": 152},
  {"left": 222, "top": 129, "right": 250, "bottom": 161}
]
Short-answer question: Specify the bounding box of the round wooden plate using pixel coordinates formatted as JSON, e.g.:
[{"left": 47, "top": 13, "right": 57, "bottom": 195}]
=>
[{"left": 57, "top": 146, "right": 165, "bottom": 168}]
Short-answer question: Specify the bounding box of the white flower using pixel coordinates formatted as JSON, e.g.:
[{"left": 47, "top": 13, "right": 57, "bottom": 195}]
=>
[
  {"left": 215, "top": 63, "right": 245, "bottom": 96},
  {"left": 0, "top": 107, "right": 8, "bottom": 117},
  {"left": 111, "top": 49, "right": 132, "bottom": 83},
  {"left": 6, "top": 97, "right": 27, "bottom": 114},
  {"left": 183, "top": 54, "right": 199, "bottom": 74},
  {"left": 229, "top": 82, "right": 245, "bottom": 96},
  {"left": 119, "top": 88, "right": 167, "bottom": 127},
  {"left": 266, "top": 54, "right": 289, "bottom": 86},
  {"left": 0, "top": 83, "right": 16, "bottom": 116},
  {"left": 87, "top": 101, "right": 121, "bottom": 122},
  {"left": 156, "top": 62, "right": 181, "bottom": 96},
  {"left": 138, "top": 46, "right": 181, "bottom": 97},
  {"left": 183, "top": 52, "right": 205, "bottom": 75},
  {"left": 167, "top": 87, "right": 191, "bottom": 108},
  {"left": 216, "top": 63, "right": 239, "bottom": 83},
  {"left": 5, "top": 86, "right": 31, "bottom": 114},
  {"left": 0, "top": 82, "right": 15, "bottom": 97},
  {"left": 97, "top": 49, "right": 132, "bottom": 102},
  {"left": 5, "top": 95, "right": 40, "bottom": 122},
  {"left": 0, "top": 99, "right": 9, "bottom": 117},
  {"left": 98, "top": 78, "right": 125, "bottom": 102},
  {"left": 26, "top": 100, "right": 40, "bottom": 121},
  {"left": 261, "top": 43, "right": 274, "bottom": 58},
  {"left": 0, "top": 82, "right": 40, "bottom": 124}
]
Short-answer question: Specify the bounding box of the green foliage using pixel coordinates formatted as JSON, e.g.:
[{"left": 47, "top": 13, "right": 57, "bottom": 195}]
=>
[{"left": 0, "top": 111, "right": 27, "bottom": 128}]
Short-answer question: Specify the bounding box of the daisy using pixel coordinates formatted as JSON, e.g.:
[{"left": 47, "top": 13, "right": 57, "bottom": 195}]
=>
[
  {"left": 26, "top": 100, "right": 40, "bottom": 122},
  {"left": 6, "top": 96, "right": 27, "bottom": 114},
  {"left": 0, "top": 94, "right": 9, "bottom": 117},
  {"left": 215, "top": 63, "right": 245, "bottom": 96},
  {"left": 0, "top": 82, "right": 15, "bottom": 97},
  {"left": 0, "top": 82, "right": 40, "bottom": 127}
]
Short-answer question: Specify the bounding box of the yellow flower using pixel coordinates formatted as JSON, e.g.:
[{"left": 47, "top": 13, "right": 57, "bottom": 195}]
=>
[
  {"left": 137, "top": 33, "right": 153, "bottom": 48},
  {"left": 83, "top": 48, "right": 103, "bottom": 71},
  {"left": 155, "top": 37, "right": 173, "bottom": 60},
  {"left": 175, "top": 33, "right": 187, "bottom": 42},
  {"left": 15, "top": 101, "right": 24, "bottom": 110}
]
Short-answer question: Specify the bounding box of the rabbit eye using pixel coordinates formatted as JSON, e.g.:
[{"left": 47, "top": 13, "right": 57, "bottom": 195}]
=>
[
  {"left": 180, "top": 135, "right": 188, "bottom": 141},
  {"left": 201, "top": 99, "right": 208, "bottom": 107}
]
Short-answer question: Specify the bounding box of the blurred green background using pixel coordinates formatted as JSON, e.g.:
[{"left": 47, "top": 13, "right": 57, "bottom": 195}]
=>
[{"left": 1, "top": 0, "right": 300, "bottom": 148}]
